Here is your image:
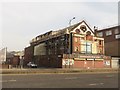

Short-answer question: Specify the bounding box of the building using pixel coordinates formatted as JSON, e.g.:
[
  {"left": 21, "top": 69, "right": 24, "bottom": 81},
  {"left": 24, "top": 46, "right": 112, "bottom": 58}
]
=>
[
  {"left": 0, "top": 47, "right": 7, "bottom": 64},
  {"left": 0, "top": 50, "right": 24, "bottom": 69},
  {"left": 96, "top": 25, "right": 120, "bottom": 68},
  {"left": 24, "top": 20, "right": 111, "bottom": 68},
  {"left": 8, "top": 51, "right": 24, "bottom": 68}
]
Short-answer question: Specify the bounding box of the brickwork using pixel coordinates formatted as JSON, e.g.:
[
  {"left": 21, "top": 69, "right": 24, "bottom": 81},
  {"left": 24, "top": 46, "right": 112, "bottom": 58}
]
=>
[{"left": 24, "top": 20, "right": 111, "bottom": 68}]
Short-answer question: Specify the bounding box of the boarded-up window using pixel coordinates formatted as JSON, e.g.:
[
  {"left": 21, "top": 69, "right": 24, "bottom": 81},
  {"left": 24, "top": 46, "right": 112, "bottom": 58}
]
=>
[{"left": 34, "top": 43, "right": 46, "bottom": 55}]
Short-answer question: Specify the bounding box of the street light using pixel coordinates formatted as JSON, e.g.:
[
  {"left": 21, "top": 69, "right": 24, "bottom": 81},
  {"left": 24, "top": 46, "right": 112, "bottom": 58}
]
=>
[
  {"left": 69, "top": 17, "right": 76, "bottom": 26},
  {"left": 68, "top": 17, "right": 76, "bottom": 68},
  {"left": 68, "top": 17, "right": 76, "bottom": 54}
]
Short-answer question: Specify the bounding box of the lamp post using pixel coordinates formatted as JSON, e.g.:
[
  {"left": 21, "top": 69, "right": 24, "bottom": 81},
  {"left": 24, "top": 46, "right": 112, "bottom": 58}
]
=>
[
  {"left": 69, "top": 17, "right": 76, "bottom": 26},
  {"left": 68, "top": 17, "right": 75, "bottom": 68},
  {"left": 68, "top": 17, "right": 76, "bottom": 54}
]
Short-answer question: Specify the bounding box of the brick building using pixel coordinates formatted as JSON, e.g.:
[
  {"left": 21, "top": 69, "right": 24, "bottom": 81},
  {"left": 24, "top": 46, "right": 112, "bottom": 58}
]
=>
[
  {"left": 24, "top": 20, "right": 111, "bottom": 68},
  {"left": 96, "top": 25, "right": 120, "bottom": 68}
]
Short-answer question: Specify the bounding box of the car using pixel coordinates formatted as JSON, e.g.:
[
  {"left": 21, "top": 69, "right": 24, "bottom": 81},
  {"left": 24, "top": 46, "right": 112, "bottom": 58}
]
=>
[{"left": 27, "top": 62, "right": 37, "bottom": 68}]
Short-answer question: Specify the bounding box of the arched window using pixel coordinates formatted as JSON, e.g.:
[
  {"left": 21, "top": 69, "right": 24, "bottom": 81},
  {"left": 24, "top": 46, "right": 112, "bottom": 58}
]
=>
[
  {"left": 80, "top": 25, "right": 87, "bottom": 32},
  {"left": 86, "top": 31, "right": 91, "bottom": 36},
  {"left": 75, "top": 29, "right": 80, "bottom": 34}
]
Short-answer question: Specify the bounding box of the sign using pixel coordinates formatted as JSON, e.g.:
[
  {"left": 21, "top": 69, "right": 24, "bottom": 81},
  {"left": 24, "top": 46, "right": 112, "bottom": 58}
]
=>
[
  {"left": 62, "top": 59, "right": 74, "bottom": 65},
  {"left": 95, "top": 59, "right": 104, "bottom": 60},
  {"left": 74, "top": 58, "right": 86, "bottom": 60},
  {"left": 87, "top": 58, "right": 94, "bottom": 60},
  {"left": 63, "top": 54, "right": 104, "bottom": 59},
  {"left": 79, "top": 55, "right": 103, "bottom": 59},
  {"left": 104, "top": 61, "right": 110, "bottom": 66}
]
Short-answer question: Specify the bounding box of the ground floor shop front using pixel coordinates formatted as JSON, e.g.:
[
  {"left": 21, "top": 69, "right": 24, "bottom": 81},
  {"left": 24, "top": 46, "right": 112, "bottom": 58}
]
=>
[
  {"left": 62, "top": 59, "right": 111, "bottom": 69},
  {"left": 33, "top": 54, "right": 111, "bottom": 69}
]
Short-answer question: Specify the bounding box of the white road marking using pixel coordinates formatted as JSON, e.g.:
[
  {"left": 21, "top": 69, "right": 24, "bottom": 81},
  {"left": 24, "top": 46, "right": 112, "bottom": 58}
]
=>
[
  {"left": 89, "top": 83, "right": 97, "bottom": 86},
  {"left": 100, "top": 83, "right": 104, "bottom": 85},
  {"left": 8, "top": 80, "right": 16, "bottom": 82},
  {"left": 89, "top": 83, "right": 104, "bottom": 86},
  {"left": 0, "top": 80, "right": 7, "bottom": 83},
  {"left": 0, "top": 80, "right": 7, "bottom": 82}
]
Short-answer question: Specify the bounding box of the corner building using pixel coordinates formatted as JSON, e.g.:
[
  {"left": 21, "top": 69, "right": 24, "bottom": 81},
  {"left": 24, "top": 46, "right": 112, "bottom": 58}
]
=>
[{"left": 24, "top": 20, "right": 111, "bottom": 68}]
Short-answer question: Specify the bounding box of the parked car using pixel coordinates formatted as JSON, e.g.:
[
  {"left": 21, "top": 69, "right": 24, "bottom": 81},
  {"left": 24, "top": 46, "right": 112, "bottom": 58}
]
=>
[{"left": 27, "top": 62, "right": 37, "bottom": 68}]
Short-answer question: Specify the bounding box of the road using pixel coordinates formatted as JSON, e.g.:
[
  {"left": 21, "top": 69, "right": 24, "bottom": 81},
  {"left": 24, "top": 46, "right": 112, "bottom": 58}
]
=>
[{"left": 2, "top": 72, "right": 118, "bottom": 88}]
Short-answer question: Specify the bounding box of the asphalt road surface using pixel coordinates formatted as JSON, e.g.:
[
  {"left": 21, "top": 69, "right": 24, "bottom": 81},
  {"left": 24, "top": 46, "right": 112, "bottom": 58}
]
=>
[{"left": 2, "top": 72, "right": 118, "bottom": 88}]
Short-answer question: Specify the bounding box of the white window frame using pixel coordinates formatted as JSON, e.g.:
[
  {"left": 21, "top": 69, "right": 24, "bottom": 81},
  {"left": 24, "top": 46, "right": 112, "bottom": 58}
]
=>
[
  {"left": 106, "top": 30, "right": 112, "bottom": 36},
  {"left": 114, "top": 29, "right": 119, "bottom": 34},
  {"left": 97, "top": 32, "right": 103, "bottom": 37}
]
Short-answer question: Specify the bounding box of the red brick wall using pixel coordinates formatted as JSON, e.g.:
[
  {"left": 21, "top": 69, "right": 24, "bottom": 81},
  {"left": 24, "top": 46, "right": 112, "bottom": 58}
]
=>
[
  {"left": 86, "top": 61, "right": 94, "bottom": 68},
  {"left": 94, "top": 61, "right": 104, "bottom": 68},
  {"left": 0, "top": 64, "right": 9, "bottom": 69},
  {"left": 86, "top": 35, "right": 93, "bottom": 41},
  {"left": 73, "top": 60, "right": 84, "bottom": 68},
  {"left": 72, "top": 36, "right": 81, "bottom": 52},
  {"left": 11, "top": 56, "right": 20, "bottom": 66},
  {"left": 24, "top": 46, "right": 34, "bottom": 66},
  {"left": 73, "top": 60, "right": 106, "bottom": 68}
]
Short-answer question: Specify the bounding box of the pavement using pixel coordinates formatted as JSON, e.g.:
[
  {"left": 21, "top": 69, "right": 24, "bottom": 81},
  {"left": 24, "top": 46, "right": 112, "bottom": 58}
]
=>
[{"left": 0, "top": 68, "right": 119, "bottom": 74}]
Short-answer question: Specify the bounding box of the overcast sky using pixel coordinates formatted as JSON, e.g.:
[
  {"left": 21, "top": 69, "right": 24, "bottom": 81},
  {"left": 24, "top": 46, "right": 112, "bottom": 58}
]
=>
[{"left": 0, "top": 1, "right": 118, "bottom": 51}]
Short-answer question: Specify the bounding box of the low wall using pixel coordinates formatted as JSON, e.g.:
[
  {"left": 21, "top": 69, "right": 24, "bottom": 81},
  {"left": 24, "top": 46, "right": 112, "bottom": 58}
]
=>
[
  {"left": 0, "top": 64, "right": 9, "bottom": 69},
  {"left": 0, "top": 64, "right": 13, "bottom": 69}
]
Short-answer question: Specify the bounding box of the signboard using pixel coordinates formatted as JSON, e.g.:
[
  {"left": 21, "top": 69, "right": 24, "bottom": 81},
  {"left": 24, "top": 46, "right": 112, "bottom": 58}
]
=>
[
  {"left": 95, "top": 59, "right": 104, "bottom": 60},
  {"left": 62, "top": 59, "right": 74, "bottom": 65},
  {"left": 74, "top": 58, "right": 86, "bottom": 60},
  {"left": 63, "top": 54, "right": 107, "bottom": 60},
  {"left": 87, "top": 58, "right": 94, "bottom": 60},
  {"left": 104, "top": 61, "right": 110, "bottom": 66},
  {"left": 79, "top": 55, "right": 103, "bottom": 59},
  {"left": 63, "top": 54, "right": 104, "bottom": 59}
]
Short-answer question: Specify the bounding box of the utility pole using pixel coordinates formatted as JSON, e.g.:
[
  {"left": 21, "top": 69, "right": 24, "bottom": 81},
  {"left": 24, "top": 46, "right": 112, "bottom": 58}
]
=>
[{"left": 68, "top": 17, "right": 75, "bottom": 68}]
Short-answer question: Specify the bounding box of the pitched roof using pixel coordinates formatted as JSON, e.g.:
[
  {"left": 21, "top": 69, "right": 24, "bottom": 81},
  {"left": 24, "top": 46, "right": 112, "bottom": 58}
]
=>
[
  {"left": 57, "top": 20, "right": 94, "bottom": 34},
  {"left": 31, "top": 20, "right": 94, "bottom": 44},
  {"left": 98, "top": 25, "right": 119, "bottom": 32}
]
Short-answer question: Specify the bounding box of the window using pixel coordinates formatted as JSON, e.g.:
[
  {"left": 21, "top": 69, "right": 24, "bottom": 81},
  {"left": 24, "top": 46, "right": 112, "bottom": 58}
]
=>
[
  {"left": 86, "top": 42, "right": 92, "bottom": 53},
  {"left": 75, "top": 47, "right": 79, "bottom": 51},
  {"left": 75, "top": 29, "right": 80, "bottom": 34},
  {"left": 80, "top": 25, "right": 87, "bottom": 32},
  {"left": 81, "top": 41, "right": 92, "bottom": 54},
  {"left": 97, "top": 32, "right": 103, "bottom": 37},
  {"left": 86, "top": 31, "right": 91, "bottom": 36},
  {"left": 99, "top": 40, "right": 102, "bottom": 45},
  {"left": 115, "top": 34, "right": 120, "bottom": 39},
  {"left": 114, "top": 29, "right": 119, "bottom": 34},
  {"left": 75, "top": 38, "right": 78, "bottom": 42},
  {"left": 106, "top": 30, "right": 112, "bottom": 36},
  {"left": 81, "top": 41, "right": 86, "bottom": 53}
]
